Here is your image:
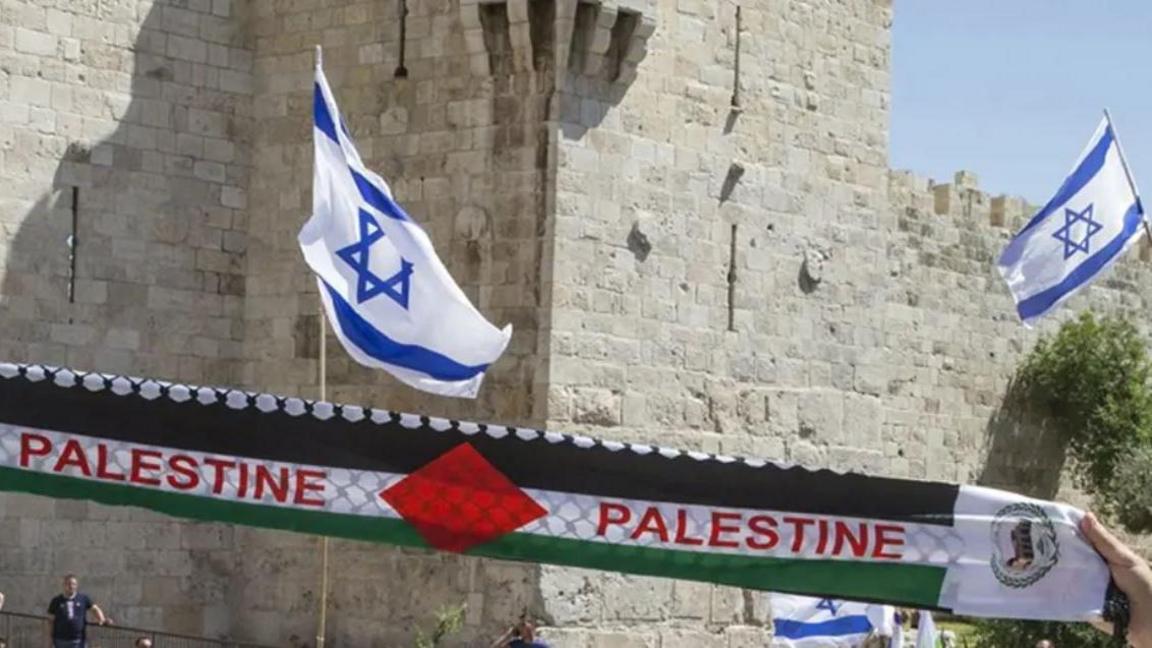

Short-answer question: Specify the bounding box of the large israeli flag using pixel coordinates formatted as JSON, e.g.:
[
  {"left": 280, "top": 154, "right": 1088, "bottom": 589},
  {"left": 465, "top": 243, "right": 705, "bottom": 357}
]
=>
[
  {"left": 769, "top": 594, "right": 890, "bottom": 647},
  {"left": 998, "top": 115, "right": 1145, "bottom": 325},
  {"left": 299, "top": 58, "right": 512, "bottom": 398}
]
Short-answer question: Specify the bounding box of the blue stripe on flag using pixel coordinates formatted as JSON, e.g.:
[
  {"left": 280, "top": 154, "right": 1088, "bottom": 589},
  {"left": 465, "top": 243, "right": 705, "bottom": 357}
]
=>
[
  {"left": 314, "top": 82, "right": 340, "bottom": 144},
  {"left": 1018, "top": 126, "right": 1115, "bottom": 236},
  {"left": 324, "top": 282, "right": 490, "bottom": 382},
  {"left": 313, "top": 79, "right": 412, "bottom": 225},
  {"left": 351, "top": 169, "right": 412, "bottom": 223},
  {"left": 774, "top": 615, "right": 873, "bottom": 639},
  {"left": 1016, "top": 200, "right": 1144, "bottom": 321}
]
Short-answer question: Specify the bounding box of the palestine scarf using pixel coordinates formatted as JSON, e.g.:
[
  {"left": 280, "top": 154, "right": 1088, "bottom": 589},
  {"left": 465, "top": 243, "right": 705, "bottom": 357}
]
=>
[{"left": 0, "top": 363, "right": 1126, "bottom": 624}]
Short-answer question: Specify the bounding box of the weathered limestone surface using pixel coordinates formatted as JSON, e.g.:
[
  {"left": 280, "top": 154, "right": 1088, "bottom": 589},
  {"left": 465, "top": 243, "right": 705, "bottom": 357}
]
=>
[
  {"left": 1, "top": 0, "right": 1150, "bottom": 645},
  {"left": 0, "top": 0, "right": 253, "bottom": 638}
]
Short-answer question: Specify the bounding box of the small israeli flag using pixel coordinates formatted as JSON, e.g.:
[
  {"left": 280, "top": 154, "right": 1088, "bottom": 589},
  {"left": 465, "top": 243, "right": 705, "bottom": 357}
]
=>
[
  {"left": 998, "top": 114, "right": 1145, "bottom": 325},
  {"left": 769, "top": 594, "right": 888, "bottom": 647},
  {"left": 299, "top": 55, "right": 511, "bottom": 398},
  {"left": 914, "top": 610, "right": 937, "bottom": 648}
]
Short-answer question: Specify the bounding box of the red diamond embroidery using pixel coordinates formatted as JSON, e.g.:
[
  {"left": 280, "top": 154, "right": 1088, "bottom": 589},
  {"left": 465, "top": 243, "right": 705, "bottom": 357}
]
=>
[{"left": 380, "top": 443, "right": 547, "bottom": 553}]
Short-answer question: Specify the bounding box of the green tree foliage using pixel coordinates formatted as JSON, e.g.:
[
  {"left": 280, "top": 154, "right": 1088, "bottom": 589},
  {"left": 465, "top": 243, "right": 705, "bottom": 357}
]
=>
[
  {"left": 1110, "top": 444, "right": 1152, "bottom": 538},
  {"left": 1014, "top": 312, "right": 1152, "bottom": 531},
  {"left": 972, "top": 312, "right": 1152, "bottom": 645}
]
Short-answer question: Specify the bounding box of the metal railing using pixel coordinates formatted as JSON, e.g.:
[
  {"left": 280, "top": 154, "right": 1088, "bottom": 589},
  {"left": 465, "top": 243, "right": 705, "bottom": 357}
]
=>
[{"left": 0, "top": 611, "right": 278, "bottom": 648}]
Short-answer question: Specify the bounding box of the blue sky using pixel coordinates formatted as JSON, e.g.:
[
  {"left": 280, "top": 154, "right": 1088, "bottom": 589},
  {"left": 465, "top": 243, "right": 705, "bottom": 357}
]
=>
[{"left": 890, "top": 1, "right": 1152, "bottom": 204}]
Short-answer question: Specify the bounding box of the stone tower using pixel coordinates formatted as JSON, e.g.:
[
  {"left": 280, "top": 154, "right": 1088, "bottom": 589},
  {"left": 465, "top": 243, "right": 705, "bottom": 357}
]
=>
[{"left": 2, "top": 0, "right": 1151, "bottom": 645}]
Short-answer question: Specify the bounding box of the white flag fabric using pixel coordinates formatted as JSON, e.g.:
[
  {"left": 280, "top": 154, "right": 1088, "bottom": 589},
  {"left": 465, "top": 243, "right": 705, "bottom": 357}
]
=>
[
  {"left": 868, "top": 605, "right": 896, "bottom": 638},
  {"left": 998, "top": 115, "right": 1145, "bottom": 325},
  {"left": 299, "top": 60, "right": 511, "bottom": 398},
  {"left": 769, "top": 594, "right": 880, "bottom": 647},
  {"left": 914, "top": 610, "right": 936, "bottom": 648},
  {"left": 889, "top": 622, "right": 904, "bottom": 648}
]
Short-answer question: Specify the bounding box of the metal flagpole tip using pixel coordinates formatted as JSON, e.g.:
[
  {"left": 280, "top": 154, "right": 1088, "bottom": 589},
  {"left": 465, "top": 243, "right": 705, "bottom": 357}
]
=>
[{"left": 315, "top": 45, "right": 323, "bottom": 68}]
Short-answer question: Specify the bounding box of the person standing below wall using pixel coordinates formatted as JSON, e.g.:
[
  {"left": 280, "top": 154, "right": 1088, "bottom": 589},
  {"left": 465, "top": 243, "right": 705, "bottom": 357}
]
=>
[{"left": 45, "top": 574, "right": 110, "bottom": 648}]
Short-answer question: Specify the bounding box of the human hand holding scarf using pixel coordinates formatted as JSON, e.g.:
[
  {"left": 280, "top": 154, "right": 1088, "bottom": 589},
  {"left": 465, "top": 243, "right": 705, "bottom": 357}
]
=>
[{"left": 1083, "top": 513, "right": 1152, "bottom": 647}]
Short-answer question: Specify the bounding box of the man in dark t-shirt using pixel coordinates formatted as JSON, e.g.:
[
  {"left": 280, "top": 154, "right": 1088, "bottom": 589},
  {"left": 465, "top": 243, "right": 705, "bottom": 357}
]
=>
[{"left": 46, "top": 574, "right": 109, "bottom": 648}]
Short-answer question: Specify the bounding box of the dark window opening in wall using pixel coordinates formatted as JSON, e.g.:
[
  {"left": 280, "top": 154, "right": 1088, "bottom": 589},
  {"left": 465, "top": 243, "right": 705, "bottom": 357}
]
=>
[
  {"left": 731, "top": 4, "right": 742, "bottom": 110},
  {"left": 394, "top": 0, "right": 409, "bottom": 78},
  {"left": 67, "top": 186, "right": 79, "bottom": 306},
  {"left": 727, "top": 223, "right": 738, "bottom": 332}
]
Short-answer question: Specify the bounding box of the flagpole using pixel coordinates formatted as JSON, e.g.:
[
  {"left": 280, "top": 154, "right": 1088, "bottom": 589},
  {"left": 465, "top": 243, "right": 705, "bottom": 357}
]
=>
[
  {"left": 316, "top": 305, "right": 329, "bottom": 648},
  {"left": 1104, "top": 108, "right": 1152, "bottom": 244},
  {"left": 313, "top": 43, "right": 330, "bottom": 648}
]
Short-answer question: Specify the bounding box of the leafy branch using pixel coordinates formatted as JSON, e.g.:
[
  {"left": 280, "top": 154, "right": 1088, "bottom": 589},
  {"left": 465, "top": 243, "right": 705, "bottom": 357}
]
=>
[
  {"left": 1013, "top": 312, "right": 1152, "bottom": 531},
  {"left": 413, "top": 603, "right": 468, "bottom": 648}
]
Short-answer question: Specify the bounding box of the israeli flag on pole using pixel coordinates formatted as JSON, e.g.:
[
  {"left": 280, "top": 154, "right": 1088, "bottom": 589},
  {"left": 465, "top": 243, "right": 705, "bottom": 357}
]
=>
[
  {"left": 915, "top": 610, "right": 937, "bottom": 648},
  {"left": 769, "top": 594, "right": 887, "bottom": 647},
  {"left": 998, "top": 113, "right": 1145, "bottom": 325},
  {"left": 299, "top": 53, "right": 512, "bottom": 398}
]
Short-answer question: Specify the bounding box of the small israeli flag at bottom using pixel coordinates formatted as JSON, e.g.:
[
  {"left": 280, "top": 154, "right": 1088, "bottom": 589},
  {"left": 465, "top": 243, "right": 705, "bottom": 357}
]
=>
[
  {"left": 769, "top": 594, "right": 891, "bottom": 647},
  {"left": 998, "top": 113, "right": 1145, "bottom": 325}
]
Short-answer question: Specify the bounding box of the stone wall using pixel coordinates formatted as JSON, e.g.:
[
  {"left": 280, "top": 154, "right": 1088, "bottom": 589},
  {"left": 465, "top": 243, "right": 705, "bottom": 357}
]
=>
[
  {"left": 0, "top": 0, "right": 254, "bottom": 636},
  {"left": 233, "top": 0, "right": 565, "bottom": 643},
  {"left": 2, "top": 0, "right": 1151, "bottom": 646},
  {"left": 536, "top": 0, "right": 1152, "bottom": 643},
  {"left": 541, "top": 1, "right": 893, "bottom": 643},
  {"left": 242, "top": 0, "right": 557, "bottom": 424},
  {"left": 887, "top": 170, "right": 1152, "bottom": 496}
]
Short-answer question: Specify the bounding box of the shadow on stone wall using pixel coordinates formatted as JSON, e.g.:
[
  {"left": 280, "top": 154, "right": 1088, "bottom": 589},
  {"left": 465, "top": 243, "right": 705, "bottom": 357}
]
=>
[
  {"left": 0, "top": 0, "right": 247, "bottom": 636},
  {"left": 0, "top": 2, "right": 547, "bottom": 645},
  {"left": 978, "top": 376, "right": 1069, "bottom": 499},
  {"left": 0, "top": 0, "right": 667, "bottom": 642},
  {"left": 0, "top": 1, "right": 248, "bottom": 383}
]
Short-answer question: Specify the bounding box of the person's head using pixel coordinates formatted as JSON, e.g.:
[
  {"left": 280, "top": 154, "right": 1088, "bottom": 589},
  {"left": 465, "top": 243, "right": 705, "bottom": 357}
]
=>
[
  {"left": 135, "top": 638, "right": 153, "bottom": 648},
  {"left": 62, "top": 574, "right": 78, "bottom": 596},
  {"left": 1035, "top": 640, "right": 1054, "bottom": 648},
  {"left": 511, "top": 615, "right": 535, "bottom": 641}
]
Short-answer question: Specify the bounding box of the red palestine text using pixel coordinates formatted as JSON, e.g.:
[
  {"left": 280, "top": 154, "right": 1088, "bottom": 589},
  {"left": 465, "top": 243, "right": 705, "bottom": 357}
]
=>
[
  {"left": 597, "top": 502, "right": 905, "bottom": 559},
  {"left": 19, "top": 432, "right": 327, "bottom": 507}
]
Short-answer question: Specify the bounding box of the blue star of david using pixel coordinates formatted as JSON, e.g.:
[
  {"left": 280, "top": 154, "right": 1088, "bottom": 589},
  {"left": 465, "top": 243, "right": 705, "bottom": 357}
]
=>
[
  {"left": 1052, "top": 203, "right": 1103, "bottom": 260},
  {"left": 335, "top": 208, "right": 413, "bottom": 309},
  {"left": 816, "top": 599, "right": 841, "bottom": 615}
]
